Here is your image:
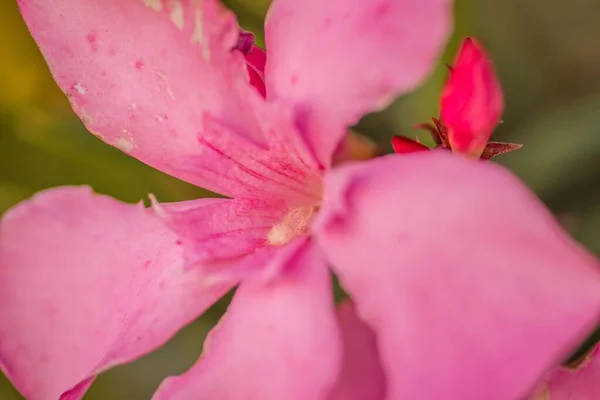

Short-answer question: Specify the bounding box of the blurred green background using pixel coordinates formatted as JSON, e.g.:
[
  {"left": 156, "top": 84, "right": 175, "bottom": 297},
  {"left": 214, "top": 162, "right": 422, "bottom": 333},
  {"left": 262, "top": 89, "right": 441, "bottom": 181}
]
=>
[{"left": 2, "top": 0, "right": 600, "bottom": 398}]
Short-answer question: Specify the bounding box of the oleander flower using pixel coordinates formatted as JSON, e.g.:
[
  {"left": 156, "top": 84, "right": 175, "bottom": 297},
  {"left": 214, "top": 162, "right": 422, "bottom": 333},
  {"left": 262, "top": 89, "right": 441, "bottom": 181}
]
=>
[{"left": 1, "top": 1, "right": 599, "bottom": 400}]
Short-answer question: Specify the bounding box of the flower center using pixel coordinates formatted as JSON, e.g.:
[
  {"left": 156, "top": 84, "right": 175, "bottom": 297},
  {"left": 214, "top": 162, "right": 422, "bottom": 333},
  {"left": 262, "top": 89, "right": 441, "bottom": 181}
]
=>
[{"left": 267, "top": 205, "right": 319, "bottom": 246}]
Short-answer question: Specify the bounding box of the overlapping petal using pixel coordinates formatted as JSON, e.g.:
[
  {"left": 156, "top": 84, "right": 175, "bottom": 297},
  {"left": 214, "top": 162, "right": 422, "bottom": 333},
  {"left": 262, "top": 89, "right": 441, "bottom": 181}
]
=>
[
  {"left": 265, "top": 0, "right": 452, "bottom": 166},
  {"left": 0, "top": 187, "right": 232, "bottom": 400},
  {"left": 153, "top": 240, "right": 341, "bottom": 400},
  {"left": 328, "top": 301, "right": 386, "bottom": 400},
  {"left": 314, "top": 153, "right": 600, "bottom": 400},
  {"left": 530, "top": 344, "right": 600, "bottom": 399},
  {"left": 17, "top": 0, "right": 299, "bottom": 197}
]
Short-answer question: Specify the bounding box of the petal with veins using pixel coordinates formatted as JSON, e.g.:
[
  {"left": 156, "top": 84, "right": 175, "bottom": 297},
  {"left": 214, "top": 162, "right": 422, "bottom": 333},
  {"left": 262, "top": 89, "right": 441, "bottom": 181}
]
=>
[
  {"left": 157, "top": 197, "right": 287, "bottom": 268},
  {"left": 0, "top": 187, "right": 232, "bottom": 400},
  {"left": 175, "top": 112, "right": 321, "bottom": 201},
  {"left": 314, "top": 153, "right": 600, "bottom": 400},
  {"left": 17, "top": 0, "right": 277, "bottom": 196},
  {"left": 265, "top": 0, "right": 452, "bottom": 166},
  {"left": 152, "top": 240, "right": 341, "bottom": 400}
]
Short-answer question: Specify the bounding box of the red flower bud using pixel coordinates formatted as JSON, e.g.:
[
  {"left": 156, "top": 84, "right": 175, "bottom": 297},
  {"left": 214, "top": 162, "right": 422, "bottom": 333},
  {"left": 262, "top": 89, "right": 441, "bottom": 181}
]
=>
[{"left": 440, "top": 38, "right": 503, "bottom": 157}]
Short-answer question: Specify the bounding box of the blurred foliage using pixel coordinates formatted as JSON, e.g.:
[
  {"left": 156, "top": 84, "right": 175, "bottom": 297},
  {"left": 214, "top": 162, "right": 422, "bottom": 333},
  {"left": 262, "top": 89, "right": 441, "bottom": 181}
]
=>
[{"left": 1, "top": 0, "right": 600, "bottom": 398}]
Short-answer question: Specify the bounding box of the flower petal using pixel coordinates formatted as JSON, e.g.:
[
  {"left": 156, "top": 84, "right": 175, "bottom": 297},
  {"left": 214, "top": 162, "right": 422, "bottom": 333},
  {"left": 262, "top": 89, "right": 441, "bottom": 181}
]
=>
[
  {"left": 17, "top": 0, "right": 281, "bottom": 196},
  {"left": 529, "top": 344, "right": 600, "bottom": 399},
  {"left": 176, "top": 112, "right": 322, "bottom": 201},
  {"left": 264, "top": 0, "right": 453, "bottom": 166},
  {"left": 154, "top": 196, "right": 288, "bottom": 276},
  {"left": 152, "top": 240, "right": 342, "bottom": 400},
  {"left": 328, "top": 301, "right": 386, "bottom": 400},
  {"left": 314, "top": 153, "right": 600, "bottom": 400},
  {"left": 0, "top": 187, "right": 232, "bottom": 400},
  {"left": 441, "top": 38, "right": 504, "bottom": 156}
]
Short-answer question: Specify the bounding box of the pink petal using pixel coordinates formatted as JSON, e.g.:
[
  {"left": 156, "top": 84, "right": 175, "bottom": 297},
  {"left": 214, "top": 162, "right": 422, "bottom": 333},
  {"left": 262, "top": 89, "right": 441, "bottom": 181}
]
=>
[
  {"left": 17, "top": 0, "right": 294, "bottom": 197},
  {"left": 0, "top": 187, "right": 232, "bottom": 400},
  {"left": 155, "top": 196, "right": 288, "bottom": 276},
  {"left": 178, "top": 112, "right": 322, "bottom": 201},
  {"left": 530, "top": 344, "right": 600, "bottom": 399},
  {"left": 152, "top": 240, "right": 342, "bottom": 400},
  {"left": 328, "top": 301, "right": 386, "bottom": 400},
  {"left": 314, "top": 153, "right": 600, "bottom": 400},
  {"left": 441, "top": 38, "right": 504, "bottom": 156},
  {"left": 264, "top": 0, "right": 453, "bottom": 166}
]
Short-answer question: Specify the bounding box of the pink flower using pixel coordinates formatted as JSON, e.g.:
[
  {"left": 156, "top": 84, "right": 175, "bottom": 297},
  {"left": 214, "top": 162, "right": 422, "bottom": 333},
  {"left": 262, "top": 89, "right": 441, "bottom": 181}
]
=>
[
  {"left": 393, "top": 37, "right": 522, "bottom": 159},
  {"left": 2, "top": 1, "right": 600, "bottom": 400},
  {"left": 529, "top": 344, "right": 600, "bottom": 399}
]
